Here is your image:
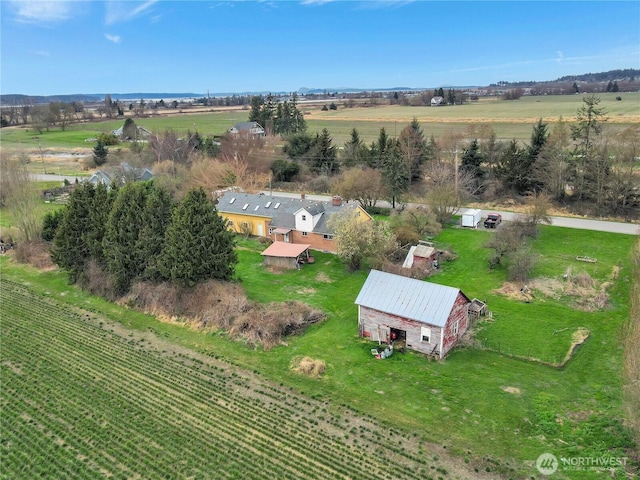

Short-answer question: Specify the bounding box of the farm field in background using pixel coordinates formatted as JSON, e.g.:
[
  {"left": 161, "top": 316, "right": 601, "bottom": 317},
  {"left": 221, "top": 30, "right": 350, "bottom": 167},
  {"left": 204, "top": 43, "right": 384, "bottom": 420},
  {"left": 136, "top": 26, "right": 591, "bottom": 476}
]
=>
[
  {"left": 1, "top": 92, "right": 638, "bottom": 153},
  {"left": 1, "top": 222, "right": 636, "bottom": 478}
]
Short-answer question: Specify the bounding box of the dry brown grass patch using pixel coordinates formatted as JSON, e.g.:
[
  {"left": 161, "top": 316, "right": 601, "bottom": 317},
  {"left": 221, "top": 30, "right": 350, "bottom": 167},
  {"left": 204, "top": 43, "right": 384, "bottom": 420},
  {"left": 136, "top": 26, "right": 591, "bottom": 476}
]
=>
[
  {"left": 291, "top": 356, "right": 326, "bottom": 378},
  {"left": 500, "top": 386, "right": 521, "bottom": 395},
  {"left": 315, "top": 272, "right": 333, "bottom": 283},
  {"left": 126, "top": 281, "right": 325, "bottom": 349},
  {"left": 13, "top": 241, "right": 55, "bottom": 270},
  {"left": 496, "top": 268, "right": 613, "bottom": 311}
]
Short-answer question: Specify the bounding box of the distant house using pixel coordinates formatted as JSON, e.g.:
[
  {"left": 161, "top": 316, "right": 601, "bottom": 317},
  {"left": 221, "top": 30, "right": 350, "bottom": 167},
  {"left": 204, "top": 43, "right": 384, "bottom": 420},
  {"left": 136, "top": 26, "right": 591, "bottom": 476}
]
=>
[
  {"left": 87, "top": 170, "right": 113, "bottom": 187},
  {"left": 216, "top": 192, "right": 371, "bottom": 253},
  {"left": 430, "top": 96, "right": 445, "bottom": 106},
  {"left": 86, "top": 163, "right": 152, "bottom": 188},
  {"left": 120, "top": 162, "right": 153, "bottom": 182},
  {"left": 228, "top": 121, "right": 265, "bottom": 136},
  {"left": 261, "top": 242, "right": 312, "bottom": 269},
  {"left": 355, "top": 270, "right": 472, "bottom": 359},
  {"left": 111, "top": 125, "right": 152, "bottom": 141}
]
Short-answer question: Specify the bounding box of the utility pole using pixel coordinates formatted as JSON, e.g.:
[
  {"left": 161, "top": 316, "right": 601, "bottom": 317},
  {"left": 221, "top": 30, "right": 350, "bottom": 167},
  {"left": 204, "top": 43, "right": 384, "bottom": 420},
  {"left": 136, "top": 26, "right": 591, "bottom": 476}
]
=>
[{"left": 38, "top": 140, "right": 45, "bottom": 174}]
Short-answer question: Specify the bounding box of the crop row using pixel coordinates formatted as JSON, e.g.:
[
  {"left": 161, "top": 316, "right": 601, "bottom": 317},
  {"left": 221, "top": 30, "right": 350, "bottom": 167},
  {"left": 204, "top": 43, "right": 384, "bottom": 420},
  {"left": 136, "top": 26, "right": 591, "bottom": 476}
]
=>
[{"left": 1, "top": 280, "right": 436, "bottom": 479}]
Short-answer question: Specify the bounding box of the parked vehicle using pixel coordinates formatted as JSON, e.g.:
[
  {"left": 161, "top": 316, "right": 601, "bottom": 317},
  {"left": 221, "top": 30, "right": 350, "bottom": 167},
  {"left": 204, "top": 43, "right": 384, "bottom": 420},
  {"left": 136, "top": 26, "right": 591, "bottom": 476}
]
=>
[
  {"left": 461, "top": 209, "right": 482, "bottom": 228},
  {"left": 484, "top": 213, "right": 502, "bottom": 228}
]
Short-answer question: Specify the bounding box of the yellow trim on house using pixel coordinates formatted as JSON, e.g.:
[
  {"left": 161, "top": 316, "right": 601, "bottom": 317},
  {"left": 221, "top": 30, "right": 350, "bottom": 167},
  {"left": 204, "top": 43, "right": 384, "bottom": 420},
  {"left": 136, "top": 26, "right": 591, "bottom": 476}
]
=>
[
  {"left": 220, "top": 212, "right": 270, "bottom": 237},
  {"left": 355, "top": 205, "right": 373, "bottom": 223}
]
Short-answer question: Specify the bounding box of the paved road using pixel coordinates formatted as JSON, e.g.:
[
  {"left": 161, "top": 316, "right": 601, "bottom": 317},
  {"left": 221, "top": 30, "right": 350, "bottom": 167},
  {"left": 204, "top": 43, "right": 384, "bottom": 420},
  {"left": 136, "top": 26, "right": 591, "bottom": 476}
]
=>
[
  {"left": 260, "top": 190, "right": 639, "bottom": 235},
  {"left": 31, "top": 173, "right": 86, "bottom": 183}
]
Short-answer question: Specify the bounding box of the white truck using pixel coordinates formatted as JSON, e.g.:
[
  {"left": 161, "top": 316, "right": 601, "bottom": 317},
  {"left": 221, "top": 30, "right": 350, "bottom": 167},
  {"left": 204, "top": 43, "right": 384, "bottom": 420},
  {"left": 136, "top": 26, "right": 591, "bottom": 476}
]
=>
[{"left": 461, "top": 209, "right": 482, "bottom": 228}]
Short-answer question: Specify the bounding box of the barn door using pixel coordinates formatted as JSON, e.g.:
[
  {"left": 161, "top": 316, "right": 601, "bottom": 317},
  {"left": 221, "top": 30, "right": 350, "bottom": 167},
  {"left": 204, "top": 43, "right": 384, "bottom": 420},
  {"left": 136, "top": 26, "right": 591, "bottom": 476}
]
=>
[{"left": 371, "top": 325, "right": 390, "bottom": 344}]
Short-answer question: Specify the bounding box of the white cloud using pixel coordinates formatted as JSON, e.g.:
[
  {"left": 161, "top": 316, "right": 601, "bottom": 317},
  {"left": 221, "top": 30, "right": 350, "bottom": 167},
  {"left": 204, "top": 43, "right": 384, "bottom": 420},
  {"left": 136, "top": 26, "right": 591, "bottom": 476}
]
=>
[
  {"left": 556, "top": 51, "right": 564, "bottom": 63},
  {"left": 300, "top": 0, "right": 335, "bottom": 4},
  {"left": 105, "top": 33, "right": 122, "bottom": 44},
  {"left": 9, "top": 0, "right": 74, "bottom": 24},
  {"left": 32, "top": 50, "right": 51, "bottom": 57},
  {"left": 105, "top": 0, "right": 158, "bottom": 25}
]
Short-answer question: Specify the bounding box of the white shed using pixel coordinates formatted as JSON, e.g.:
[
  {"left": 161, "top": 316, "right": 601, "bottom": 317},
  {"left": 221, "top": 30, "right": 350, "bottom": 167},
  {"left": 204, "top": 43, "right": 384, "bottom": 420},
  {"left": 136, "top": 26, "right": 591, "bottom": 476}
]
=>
[{"left": 461, "top": 209, "right": 482, "bottom": 228}]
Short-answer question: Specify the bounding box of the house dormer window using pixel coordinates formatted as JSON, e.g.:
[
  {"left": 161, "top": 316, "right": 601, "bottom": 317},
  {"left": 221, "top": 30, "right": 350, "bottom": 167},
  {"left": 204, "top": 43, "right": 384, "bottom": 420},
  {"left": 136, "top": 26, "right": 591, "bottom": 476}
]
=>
[{"left": 242, "top": 204, "right": 249, "bottom": 210}]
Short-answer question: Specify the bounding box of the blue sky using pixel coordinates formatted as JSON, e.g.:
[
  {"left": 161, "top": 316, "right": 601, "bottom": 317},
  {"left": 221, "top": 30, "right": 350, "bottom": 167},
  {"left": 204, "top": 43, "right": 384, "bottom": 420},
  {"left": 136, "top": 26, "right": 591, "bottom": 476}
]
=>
[{"left": 1, "top": 1, "right": 639, "bottom": 96}]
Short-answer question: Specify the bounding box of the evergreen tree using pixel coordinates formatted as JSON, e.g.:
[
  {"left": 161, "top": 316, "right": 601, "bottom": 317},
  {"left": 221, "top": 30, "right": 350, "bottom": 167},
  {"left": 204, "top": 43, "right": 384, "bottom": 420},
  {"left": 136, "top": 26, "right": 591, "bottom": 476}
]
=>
[
  {"left": 86, "top": 182, "right": 114, "bottom": 263},
  {"left": 570, "top": 95, "right": 607, "bottom": 201},
  {"left": 495, "top": 140, "right": 530, "bottom": 193},
  {"left": 398, "top": 118, "right": 428, "bottom": 182},
  {"left": 310, "top": 129, "right": 339, "bottom": 176},
  {"left": 102, "top": 182, "right": 153, "bottom": 294},
  {"left": 159, "top": 188, "right": 237, "bottom": 287},
  {"left": 367, "top": 128, "right": 389, "bottom": 169},
  {"left": 460, "top": 138, "right": 485, "bottom": 189},
  {"left": 382, "top": 139, "right": 409, "bottom": 209},
  {"left": 51, "top": 183, "right": 98, "bottom": 282},
  {"left": 447, "top": 88, "right": 456, "bottom": 105},
  {"left": 139, "top": 186, "right": 174, "bottom": 281},
  {"left": 122, "top": 117, "right": 137, "bottom": 140},
  {"left": 283, "top": 132, "right": 314, "bottom": 159},
  {"left": 41, "top": 209, "right": 65, "bottom": 242},
  {"left": 93, "top": 140, "right": 109, "bottom": 166},
  {"left": 525, "top": 119, "right": 548, "bottom": 192},
  {"left": 342, "top": 128, "right": 364, "bottom": 168},
  {"left": 271, "top": 159, "right": 300, "bottom": 182},
  {"left": 248, "top": 96, "right": 263, "bottom": 124}
]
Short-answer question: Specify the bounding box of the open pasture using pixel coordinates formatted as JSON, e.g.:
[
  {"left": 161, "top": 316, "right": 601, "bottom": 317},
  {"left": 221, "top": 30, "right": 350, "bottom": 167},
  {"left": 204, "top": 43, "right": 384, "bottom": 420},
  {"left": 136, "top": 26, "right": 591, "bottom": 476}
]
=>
[{"left": 1, "top": 93, "right": 637, "bottom": 152}]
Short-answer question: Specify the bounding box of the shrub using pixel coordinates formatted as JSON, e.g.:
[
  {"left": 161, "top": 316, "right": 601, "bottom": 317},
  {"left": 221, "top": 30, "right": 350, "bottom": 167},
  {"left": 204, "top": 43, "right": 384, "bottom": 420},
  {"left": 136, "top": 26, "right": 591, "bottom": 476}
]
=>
[{"left": 13, "top": 241, "right": 54, "bottom": 270}]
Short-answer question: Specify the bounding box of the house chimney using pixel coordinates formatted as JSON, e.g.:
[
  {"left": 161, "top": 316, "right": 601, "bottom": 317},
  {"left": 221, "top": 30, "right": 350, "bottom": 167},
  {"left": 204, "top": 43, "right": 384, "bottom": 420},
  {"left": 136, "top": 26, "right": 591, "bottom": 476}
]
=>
[
  {"left": 332, "top": 195, "right": 342, "bottom": 206},
  {"left": 301, "top": 193, "right": 305, "bottom": 200}
]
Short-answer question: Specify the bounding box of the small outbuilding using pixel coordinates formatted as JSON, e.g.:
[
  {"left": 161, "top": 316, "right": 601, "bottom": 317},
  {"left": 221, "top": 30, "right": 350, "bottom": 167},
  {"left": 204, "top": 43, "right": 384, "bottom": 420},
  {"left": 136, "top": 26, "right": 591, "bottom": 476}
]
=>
[
  {"left": 261, "top": 241, "right": 312, "bottom": 270},
  {"left": 355, "top": 270, "right": 472, "bottom": 359},
  {"left": 402, "top": 242, "right": 437, "bottom": 269}
]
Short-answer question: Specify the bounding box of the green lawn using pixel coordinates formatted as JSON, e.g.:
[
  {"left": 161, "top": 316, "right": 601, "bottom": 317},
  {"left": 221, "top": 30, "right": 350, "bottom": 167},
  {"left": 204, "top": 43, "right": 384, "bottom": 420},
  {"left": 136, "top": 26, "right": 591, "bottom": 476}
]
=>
[{"left": 1, "top": 225, "right": 636, "bottom": 478}]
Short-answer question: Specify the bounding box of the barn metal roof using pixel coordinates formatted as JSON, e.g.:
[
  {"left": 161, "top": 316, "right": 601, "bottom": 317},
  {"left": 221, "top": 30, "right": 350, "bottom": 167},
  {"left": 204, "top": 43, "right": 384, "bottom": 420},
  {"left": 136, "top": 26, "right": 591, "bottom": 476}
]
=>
[{"left": 354, "top": 270, "right": 465, "bottom": 327}]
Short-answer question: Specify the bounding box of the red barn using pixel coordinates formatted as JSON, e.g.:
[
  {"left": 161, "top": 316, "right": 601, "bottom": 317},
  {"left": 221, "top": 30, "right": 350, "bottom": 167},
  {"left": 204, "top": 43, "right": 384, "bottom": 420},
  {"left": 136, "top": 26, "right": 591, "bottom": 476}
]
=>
[{"left": 355, "top": 270, "right": 472, "bottom": 359}]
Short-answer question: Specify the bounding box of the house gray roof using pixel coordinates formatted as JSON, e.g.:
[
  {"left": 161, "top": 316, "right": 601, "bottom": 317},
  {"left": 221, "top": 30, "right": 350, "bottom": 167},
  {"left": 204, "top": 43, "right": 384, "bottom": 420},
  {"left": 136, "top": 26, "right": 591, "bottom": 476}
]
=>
[
  {"left": 229, "top": 121, "right": 264, "bottom": 132},
  {"left": 355, "top": 270, "right": 468, "bottom": 327},
  {"left": 216, "top": 192, "right": 361, "bottom": 235},
  {"left": 87, "top": 170, "right": 113, "bottom": 185}
]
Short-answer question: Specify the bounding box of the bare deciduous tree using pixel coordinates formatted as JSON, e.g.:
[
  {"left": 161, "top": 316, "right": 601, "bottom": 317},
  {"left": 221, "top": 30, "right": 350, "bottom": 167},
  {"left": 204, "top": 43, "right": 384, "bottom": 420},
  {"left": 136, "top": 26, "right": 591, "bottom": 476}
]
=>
[
  {"left": 333, "top": 167, "right": 385, "bottom": 209},
  {"left": 0, "top": 157, "right": 41, "bottom": 242}
]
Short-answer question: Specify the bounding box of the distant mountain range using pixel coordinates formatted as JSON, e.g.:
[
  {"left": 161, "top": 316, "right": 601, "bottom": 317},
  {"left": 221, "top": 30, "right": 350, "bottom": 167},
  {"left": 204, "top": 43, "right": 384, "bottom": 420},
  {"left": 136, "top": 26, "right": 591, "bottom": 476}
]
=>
[{"left": 1, "top": 69, "right": 637, "bottom": 105}]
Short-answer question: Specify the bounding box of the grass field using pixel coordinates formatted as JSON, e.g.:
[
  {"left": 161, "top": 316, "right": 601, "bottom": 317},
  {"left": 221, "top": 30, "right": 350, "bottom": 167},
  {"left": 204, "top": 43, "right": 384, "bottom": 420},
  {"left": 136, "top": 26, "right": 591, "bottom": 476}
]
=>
[
  {"left": 1, "top": 221, "right": 636, "bottom": 478},
  {"left": 1, "top": 93, "right": 637, "bottom": 153}
]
